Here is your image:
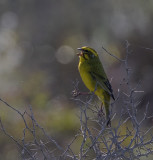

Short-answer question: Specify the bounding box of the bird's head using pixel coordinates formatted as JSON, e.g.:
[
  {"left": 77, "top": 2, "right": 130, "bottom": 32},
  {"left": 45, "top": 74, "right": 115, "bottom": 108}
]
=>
[{"left": 77, "top": 46, "right": 99, "bottom": 60}]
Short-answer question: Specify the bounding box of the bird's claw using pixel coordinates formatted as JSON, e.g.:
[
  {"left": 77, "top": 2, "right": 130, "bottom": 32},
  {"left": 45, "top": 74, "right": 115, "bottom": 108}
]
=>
[
  {"left": 72, "top": 89, "right": 80, "bottom": 97},
  {"left": 98, "top": 108, "right": 105, "bottom": 117}
]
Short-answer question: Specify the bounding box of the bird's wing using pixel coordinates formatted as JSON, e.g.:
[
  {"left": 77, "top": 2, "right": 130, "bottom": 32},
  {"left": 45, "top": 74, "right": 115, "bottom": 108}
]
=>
[{"left": 90, "top": 71, "right": 115, "bottom": 100}]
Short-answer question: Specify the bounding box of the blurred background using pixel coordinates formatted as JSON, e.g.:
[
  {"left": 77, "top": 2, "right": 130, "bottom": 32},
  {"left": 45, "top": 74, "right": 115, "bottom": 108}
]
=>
[{"left": 0, "top": 0, "right": 153, "bottom": 159}]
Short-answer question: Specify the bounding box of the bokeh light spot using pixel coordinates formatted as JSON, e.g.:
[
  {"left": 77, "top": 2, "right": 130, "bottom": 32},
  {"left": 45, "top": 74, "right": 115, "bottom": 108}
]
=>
[{"left": 55, "top": 45, "right": 75, "bottom": 64}]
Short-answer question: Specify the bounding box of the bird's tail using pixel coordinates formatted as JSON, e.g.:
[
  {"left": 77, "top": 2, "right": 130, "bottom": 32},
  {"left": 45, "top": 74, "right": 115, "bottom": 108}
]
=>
[
  {"left": 105, "top": 104, "right": 111, "bottom": 127},
  {"left": 99, "top": 92, "right": 111, "bottom": 126},
  {"left": 106, "top": 111, "right": 111, "bottom": 127}
]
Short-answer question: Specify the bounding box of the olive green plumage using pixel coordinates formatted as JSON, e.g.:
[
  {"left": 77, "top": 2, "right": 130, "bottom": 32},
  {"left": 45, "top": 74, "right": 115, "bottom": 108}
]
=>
[{"left": 77, "top": 46, "right": 114, "bottom": 126}]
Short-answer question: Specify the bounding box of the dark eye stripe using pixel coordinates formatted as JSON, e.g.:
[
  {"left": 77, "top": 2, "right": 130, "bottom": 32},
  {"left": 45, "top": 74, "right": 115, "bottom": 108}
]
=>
[
  {"left": 85, "top": 50, "right": 92, "bottom": 55},
  {"left": 84, "top": 49, "right": 89, "bottom": 53},
  {"left": 83, "top": 50, "right": 95, "bottom": 59}
]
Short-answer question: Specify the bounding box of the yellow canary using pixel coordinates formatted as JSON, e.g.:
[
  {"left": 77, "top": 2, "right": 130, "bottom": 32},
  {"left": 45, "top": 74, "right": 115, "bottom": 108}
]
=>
[{"left": 77, "top": 46, "right": 114, "bottom": 126}]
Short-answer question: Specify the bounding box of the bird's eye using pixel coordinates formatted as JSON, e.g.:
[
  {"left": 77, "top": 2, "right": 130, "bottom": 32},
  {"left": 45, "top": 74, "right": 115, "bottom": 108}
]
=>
[
  {"left": 85, "top": 50, "right": 89, "bottom": 54},
  {"left": 84, "top": 50, "right": 94, "bottom": 58}
]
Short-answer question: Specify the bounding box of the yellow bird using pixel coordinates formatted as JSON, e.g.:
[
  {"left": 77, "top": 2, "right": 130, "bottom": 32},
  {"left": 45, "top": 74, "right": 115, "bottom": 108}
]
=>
[{"left": 77, "top": 46, "right": 115, "bottom": 126}]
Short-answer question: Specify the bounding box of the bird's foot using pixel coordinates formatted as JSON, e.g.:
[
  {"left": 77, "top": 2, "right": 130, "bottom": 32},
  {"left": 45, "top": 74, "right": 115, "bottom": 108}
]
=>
[
  {"left": 72, "top": 89, "right": 80, "bottom": 97},
  {"left": 98, "top": 107, "right": 105, "bottom": 117}
]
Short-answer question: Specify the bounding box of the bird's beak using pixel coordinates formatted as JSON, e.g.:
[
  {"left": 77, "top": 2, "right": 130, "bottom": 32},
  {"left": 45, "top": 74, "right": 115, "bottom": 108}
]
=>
[{"left": 77, "top": 48, "right": 83, "bottom": 56}]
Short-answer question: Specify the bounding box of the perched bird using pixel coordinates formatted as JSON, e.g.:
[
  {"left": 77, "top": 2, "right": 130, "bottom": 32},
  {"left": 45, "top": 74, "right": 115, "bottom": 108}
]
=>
[{"left": 77, "top": 46, "right": 115, "bottom": 126}]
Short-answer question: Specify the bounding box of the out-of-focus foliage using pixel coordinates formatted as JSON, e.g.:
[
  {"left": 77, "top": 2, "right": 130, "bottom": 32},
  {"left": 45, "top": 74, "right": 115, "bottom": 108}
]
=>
[{"left": 0, "top": 0, "right": 153, "bottom": 159}]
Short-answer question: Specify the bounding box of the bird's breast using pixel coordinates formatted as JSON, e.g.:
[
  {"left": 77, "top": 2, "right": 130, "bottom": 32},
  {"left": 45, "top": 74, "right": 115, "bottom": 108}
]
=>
[{"left": 78, "top": 61, "right": 96, "bottom": 92}]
